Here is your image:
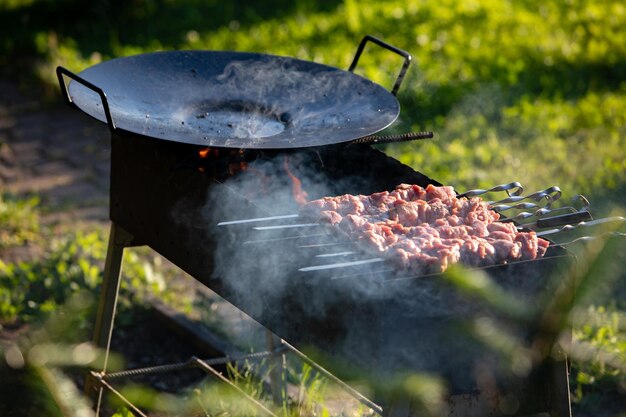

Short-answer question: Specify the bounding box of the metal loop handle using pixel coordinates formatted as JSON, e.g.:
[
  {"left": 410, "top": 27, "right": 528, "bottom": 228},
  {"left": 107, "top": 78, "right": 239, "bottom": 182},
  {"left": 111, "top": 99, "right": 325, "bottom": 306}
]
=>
[
  {"left": 459, "top": 182, "right": 524, "bottom": 199},
  {"left": 507, "top": 194, "right": 592, "bottom": 228},
  {"left": 532, "top": 194, "right": 591, "bottom": 227},
  {"left": 491, "top": 201, "right": 550, "bottom": 213},
  {"left": 348, "top": 35, "right": 412, "bottom": 96},
  {"left": 506, "top": 206, "right": 574, "bottom": 222},
  {"left": 56, "top": 66, "right": 116, "bottom": 132}
]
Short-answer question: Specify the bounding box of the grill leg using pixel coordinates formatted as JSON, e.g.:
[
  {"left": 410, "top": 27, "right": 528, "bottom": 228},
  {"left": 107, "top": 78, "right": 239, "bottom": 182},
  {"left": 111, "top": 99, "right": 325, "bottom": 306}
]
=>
[
  {"left": 266, "top": 331, "right": 286, "bottom": 406},
  {"left": 84, "top": 223, "right": 136, "bottom": 412},
  {"left": 382, "top": 399, "right": 411, "bottom": 417},
  {"left": 549, "top": 357, "right": 572, "bottom": 417}
]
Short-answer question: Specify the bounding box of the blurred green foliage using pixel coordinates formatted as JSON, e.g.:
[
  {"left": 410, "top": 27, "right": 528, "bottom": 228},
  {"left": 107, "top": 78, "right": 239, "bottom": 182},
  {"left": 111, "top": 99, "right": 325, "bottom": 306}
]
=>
[
  {"left": 0, "top": 230, "right": 104, "bottom": 322},
  {"left": 0, "top": 291, "right": 119, "bottom": 417},
  {"left": 0, "top": 193, "right": 40, "bottom": 249},
  {"left": 0, "top": 204, "right": 167, "bottom": 326},
  {"left": 572, "top": 305, "right": 626, "bottom": 404}
]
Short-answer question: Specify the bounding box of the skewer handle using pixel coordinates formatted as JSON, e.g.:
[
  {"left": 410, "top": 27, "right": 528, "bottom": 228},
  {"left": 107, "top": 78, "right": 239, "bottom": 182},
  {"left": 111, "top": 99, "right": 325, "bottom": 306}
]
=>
[
  {"left": 489, "top": 186, "right": 562, "bottom": 206},
  {"left": 552, "top": 231, "right": 626, "bottom": 246},
  {"left": 459, "top": 182, "right": 524, "bottom": 199},
  {"left": 537, "top": 216, "right": 625, "bottom": 236}
]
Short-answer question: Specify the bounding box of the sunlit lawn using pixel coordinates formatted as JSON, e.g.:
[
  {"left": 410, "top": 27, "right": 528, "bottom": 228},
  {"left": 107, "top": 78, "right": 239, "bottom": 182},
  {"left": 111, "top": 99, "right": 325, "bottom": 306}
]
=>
[{"left": 1, "top": 0, "right": 625, "bottom": 415}]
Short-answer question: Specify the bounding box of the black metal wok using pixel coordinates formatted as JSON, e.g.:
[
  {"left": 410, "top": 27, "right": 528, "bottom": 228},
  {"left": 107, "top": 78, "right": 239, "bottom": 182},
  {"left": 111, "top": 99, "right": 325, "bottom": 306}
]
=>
[{"left": 56, "top": 36, "right": 411, "bottom": 149}]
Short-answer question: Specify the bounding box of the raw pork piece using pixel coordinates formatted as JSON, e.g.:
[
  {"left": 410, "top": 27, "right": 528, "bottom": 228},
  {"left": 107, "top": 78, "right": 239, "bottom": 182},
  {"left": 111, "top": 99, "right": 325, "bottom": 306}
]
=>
[{"left": 300, "top": 184, "right": 550, "bottom": 273}]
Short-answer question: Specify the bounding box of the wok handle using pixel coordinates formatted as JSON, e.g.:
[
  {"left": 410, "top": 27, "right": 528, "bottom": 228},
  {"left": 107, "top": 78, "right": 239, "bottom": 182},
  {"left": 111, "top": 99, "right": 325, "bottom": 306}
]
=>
[
  {"left": 348, "top": 35, "right": 412, "bottom": 96},
  {"left": 350, "top": 131, "right": 433, "bottom": 145},
  {"left": 56, "top": 66, "right": 116, "bottom": 133}
]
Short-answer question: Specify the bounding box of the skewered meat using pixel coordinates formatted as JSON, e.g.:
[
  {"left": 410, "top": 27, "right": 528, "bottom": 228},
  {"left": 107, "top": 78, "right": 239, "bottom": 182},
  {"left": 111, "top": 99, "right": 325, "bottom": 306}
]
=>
[{"left": 300, "top": 184, "right": 550, "bottom": 274}]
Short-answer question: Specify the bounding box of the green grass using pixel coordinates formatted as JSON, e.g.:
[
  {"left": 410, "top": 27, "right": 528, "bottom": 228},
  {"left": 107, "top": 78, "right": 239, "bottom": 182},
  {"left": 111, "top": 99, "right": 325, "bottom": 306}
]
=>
[
  {"left": 0, "top": 193, "right": 40, "bottom": 250},
  {"left": 571, "top": 305, "right": 626, "bottom": 407},
  {"left": 0, "top": 195, "right": 169, "bottom": 326}
]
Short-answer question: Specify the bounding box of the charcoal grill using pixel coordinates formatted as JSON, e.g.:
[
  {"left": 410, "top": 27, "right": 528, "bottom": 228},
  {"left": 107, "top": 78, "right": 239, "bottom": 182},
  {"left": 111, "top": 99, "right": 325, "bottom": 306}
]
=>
[{"left": 57, "top": 36, "right": 580, "bottom": 416}]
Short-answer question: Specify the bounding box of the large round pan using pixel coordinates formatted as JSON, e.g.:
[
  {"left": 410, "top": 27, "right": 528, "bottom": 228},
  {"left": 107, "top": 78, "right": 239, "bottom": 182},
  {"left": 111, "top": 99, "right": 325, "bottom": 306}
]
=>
[{"left": 58, "top": 48, "right": 403, "bottom": 149}]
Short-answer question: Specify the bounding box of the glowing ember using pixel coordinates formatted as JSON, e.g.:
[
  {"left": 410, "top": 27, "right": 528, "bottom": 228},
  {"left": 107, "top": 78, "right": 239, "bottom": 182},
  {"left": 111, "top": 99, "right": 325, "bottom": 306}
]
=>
[
  {"left": 198, "top": 147, "right": 210, "bottom": 158},
  {"left": 283, "top": 156, "right": 308, "bottom": 206}
]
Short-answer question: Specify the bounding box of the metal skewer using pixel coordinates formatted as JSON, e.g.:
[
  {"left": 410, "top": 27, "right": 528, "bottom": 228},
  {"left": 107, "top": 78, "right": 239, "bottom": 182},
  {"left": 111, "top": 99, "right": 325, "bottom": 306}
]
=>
[
  {"left": 488, "top": 186, "right": 561, "bottom": 205},
  {"left": 253, "top": 223, "right": 319, "bottom": 231},
  {"left": 243, "top": 233, "right": 328, "bottom": 245},
  {"left": 491, "top": 202, "right": 552, "bottom": 213},
  {"left": 219, "top": 184, "right": 599, "bottom": 253},
  {"left": 552, "top": 231, "right": 626, "bottom": 247},
  {"left": 301, "top": 216, "right": 625, "bottom": 271},
  {"left": 298, "top": 242, "right": 348, "bottom": 248},
  {"left": 218, "top": 214, "right": 299, "bottom": 226},
  {"left": 217, "top": 185, "right": 573, "bottom": 229},
  {"left": 536, "top": 216, "right": 626, "bottom": 237},
  {"left": 315, "top": 251, "right": 356, "bottom": 258},
  {"left": 299, "top": 258, "right": 384, "bottom": 272},
  {"left": 234, "top": 205, "right": 588, "bottom": 233},
  {"left": 458, "top": 182, "right": 524, "bottom": 199}
]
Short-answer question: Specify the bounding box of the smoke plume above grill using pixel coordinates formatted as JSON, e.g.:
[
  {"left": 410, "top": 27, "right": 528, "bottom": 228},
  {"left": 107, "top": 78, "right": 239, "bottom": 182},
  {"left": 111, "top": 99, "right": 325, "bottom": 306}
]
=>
[{"left": 202, "top": 151, "right": 388, "bottom": 306}]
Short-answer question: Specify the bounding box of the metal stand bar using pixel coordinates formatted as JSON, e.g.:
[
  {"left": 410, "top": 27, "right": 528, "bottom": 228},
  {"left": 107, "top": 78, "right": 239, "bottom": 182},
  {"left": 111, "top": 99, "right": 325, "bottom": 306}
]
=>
[
  {"left": 194, "top": 357, "right": 279, "bottom": 417},
  {"left": 280, "top": 339, "right": 383, "bottom": 414},
  {"left": 549, "top": 357, "right": 572, "bottom": 417},
  {"left": 88, "top": 349, "right": 288, "bottom": 416},
  {"left": 84, "top": 223, "right": 136, "bottom": 412},
  {"left": 101, "top": 349, "right": 286, "bottom": 380},
  {"left": 92, "top": 373, "right": 149, "bottom": 417},
  {"left": 548, "top": 346, "right": 572, "bottom": 417}
]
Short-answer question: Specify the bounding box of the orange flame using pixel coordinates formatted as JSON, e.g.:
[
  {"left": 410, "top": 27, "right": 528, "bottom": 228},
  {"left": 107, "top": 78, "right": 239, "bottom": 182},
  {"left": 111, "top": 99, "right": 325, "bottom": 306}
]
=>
[
  {"left": 198, "top": 147, "right": 210, "bottom": 158},
  {"left": 283, "top": 156, "right": 308, "bottom": 206}
]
